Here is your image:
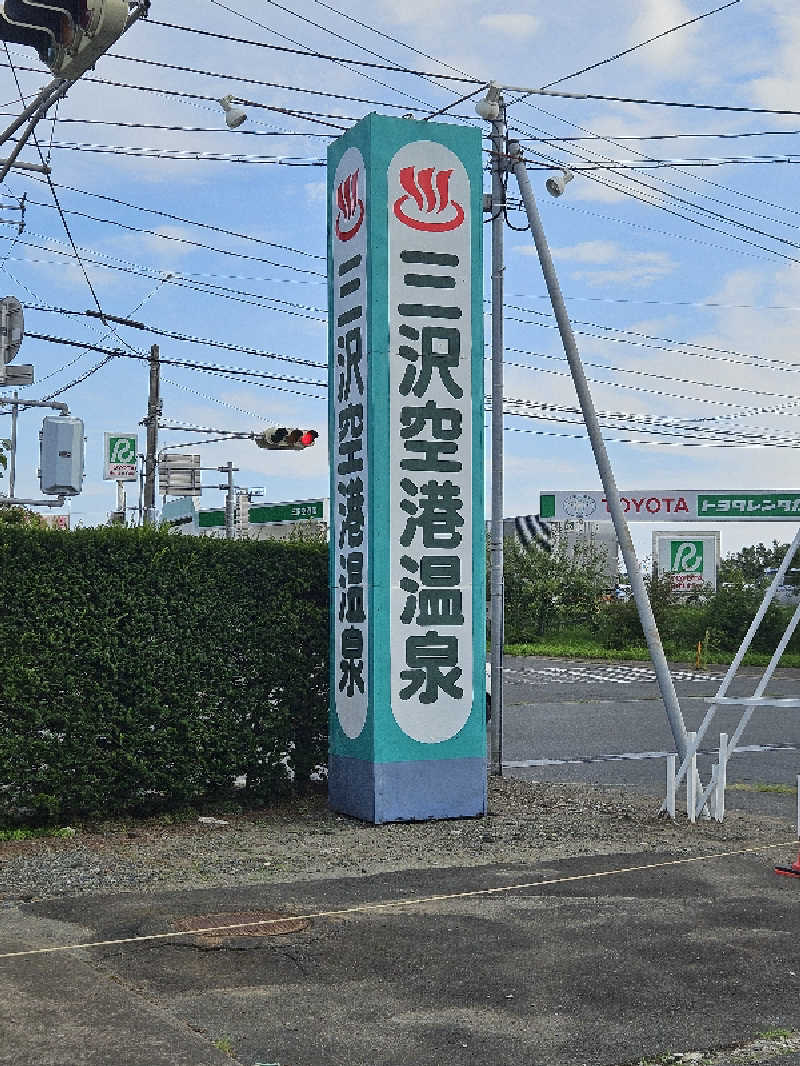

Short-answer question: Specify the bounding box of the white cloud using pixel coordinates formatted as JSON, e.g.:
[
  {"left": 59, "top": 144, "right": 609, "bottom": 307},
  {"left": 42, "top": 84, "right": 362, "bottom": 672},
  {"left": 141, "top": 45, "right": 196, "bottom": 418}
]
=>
[
  {"left": 626, "top": 0, "right": 698, "bottom": 76},
  {"left": 478, "top": 13, "right": 541, "bottom": 38},
  {"left": 524, "top": 240, "right": 676, "bottom": 286},
  {"left": 746, "top": 8, "right": 800, "bottom": 113},
  {"left": 305, "top": 181, "right": 327, "bottom": 204}
]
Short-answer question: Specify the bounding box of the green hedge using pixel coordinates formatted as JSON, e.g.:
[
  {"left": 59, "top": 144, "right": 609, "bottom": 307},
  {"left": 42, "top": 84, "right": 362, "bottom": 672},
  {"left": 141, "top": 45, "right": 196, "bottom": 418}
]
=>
[{"left": 0, "top": 526, "right": 329, "bottom": 824}]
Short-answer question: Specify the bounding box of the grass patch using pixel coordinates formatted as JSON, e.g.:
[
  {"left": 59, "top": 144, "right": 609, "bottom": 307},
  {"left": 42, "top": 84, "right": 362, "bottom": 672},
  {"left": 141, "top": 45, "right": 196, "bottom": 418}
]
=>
[
  {"left": 503, "top": 633, "right": 800, "bottom": 668},
  {"left": 0, "top": 826, "right": 76, "bottom": 842},
  {"left": 727, "top": 782, "right": 797, "bottom": 795},
  {"left": 213, "top": 1036, "right": 235, "bottom": 1056},
  {"left": 758, "top": 1028, "right": 795, "bottom": 1041}
]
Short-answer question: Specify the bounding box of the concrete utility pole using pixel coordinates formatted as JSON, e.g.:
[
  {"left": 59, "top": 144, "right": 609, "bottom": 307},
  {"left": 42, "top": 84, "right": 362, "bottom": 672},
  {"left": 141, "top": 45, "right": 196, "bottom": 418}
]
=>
[
  {"left": 143, "top": 344, "right": 160, "bottom": 524},
  {"left": 219, "top": 461, "right": 238, "bottom": 540},
  {"left": 489, "top": 103, "right": 506, "bottom": 777},
  {"left": 9, "top": 390, "right": 17, "bottom": 498}
]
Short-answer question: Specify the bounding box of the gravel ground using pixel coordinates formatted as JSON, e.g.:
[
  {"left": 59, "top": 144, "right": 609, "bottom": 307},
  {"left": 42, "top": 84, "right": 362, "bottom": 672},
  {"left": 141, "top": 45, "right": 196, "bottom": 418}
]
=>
[{"left": 1, "top": 777, "right": 797, "bottom": 905}]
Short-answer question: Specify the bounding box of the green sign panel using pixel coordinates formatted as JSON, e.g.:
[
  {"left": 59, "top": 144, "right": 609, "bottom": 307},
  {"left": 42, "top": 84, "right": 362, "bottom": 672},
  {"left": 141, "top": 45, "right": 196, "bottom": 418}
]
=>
[
  {"left": 248, "top": 500, "right": 324, "bottom": 524},
  {"left": 198, "top": 509, "right": 225, "bottom": 528},
  {"left": 697, "top": 493, "right": 800, "bottom": 518},
  {"left": 670, "top": 540, "right": 703, "bottom": 573},
  {"left": 103, "top": 431, "right": 138, "bottom": 481}
]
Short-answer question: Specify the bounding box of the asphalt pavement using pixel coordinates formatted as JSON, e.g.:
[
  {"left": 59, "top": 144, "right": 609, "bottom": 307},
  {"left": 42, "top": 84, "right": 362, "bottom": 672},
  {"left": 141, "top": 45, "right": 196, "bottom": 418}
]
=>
[
  {"left": 2, "top": 846, "right": 800, "bottom": 1066},
  {"left": 501, "top": 657, "right": 800, "bottom": 818},
  {"left": 1, "top": 656, "right": 799, "bottom": 1066}
]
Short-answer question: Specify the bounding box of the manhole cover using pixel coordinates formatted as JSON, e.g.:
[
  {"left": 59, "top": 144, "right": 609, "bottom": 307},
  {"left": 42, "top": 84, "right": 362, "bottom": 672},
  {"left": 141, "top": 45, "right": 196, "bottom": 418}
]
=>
[{"left": 172, "top": 910, "right": 311, "bottom": 947}]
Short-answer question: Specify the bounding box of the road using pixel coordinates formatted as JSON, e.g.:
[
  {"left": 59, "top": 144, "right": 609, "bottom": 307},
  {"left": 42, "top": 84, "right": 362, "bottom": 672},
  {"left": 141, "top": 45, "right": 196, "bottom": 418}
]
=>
[{"left": 500, "top": 655, "right": 800, "bottom": 818}]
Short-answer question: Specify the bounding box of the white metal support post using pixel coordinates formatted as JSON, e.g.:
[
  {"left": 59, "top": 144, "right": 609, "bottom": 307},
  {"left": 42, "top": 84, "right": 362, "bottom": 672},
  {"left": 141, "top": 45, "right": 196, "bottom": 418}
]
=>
[
  {"left": 507, "top": 140, "right": 695, "bottom": 779},
  {"left": 671, "top": 527, "right": 800, "bottom": 811},
  {"left": 489, "top": 105, "right": 506, "bottom": 776}
]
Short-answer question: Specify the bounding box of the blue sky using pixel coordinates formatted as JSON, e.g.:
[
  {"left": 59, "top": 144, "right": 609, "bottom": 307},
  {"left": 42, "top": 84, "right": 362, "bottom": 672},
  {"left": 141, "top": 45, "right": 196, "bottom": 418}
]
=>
[{"left": 1, "top": 0, "right": 799, "bottom": 560}]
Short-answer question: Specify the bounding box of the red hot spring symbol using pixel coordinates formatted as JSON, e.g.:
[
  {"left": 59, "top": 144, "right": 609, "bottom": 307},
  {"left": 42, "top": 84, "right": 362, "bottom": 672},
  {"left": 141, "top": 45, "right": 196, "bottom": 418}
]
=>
[
  {"left": 335, "top": 169, "right": 364, "bottom": 242},
  {"left": 393, "top": 166, "right": 465, "bottom": 233}
]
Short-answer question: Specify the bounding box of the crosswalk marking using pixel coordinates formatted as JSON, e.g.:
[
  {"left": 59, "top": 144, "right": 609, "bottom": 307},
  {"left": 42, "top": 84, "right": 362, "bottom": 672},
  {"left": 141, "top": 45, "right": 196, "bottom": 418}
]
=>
[
  {"left": 504, "top": 742, "right": 800, "bottom": 769},
  {"left": 503, "top": 664, "right": 726, "bottom": 686}
]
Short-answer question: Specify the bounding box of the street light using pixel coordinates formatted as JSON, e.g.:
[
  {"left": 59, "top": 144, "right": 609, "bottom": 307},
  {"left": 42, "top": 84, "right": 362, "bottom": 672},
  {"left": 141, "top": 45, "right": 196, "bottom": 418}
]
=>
[
  {"left": 218, "top": 94, "right": 247, "bottom": 129},
  {"left": 545, "top": 168, "right": 574, "bottom": 198}
]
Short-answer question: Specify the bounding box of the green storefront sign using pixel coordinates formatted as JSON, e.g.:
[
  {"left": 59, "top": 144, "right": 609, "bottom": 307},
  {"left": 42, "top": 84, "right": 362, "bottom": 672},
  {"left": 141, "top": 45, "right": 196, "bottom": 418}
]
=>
[
  {"left": 670, "top": 540, "right": 704, "bottom": 573},
  {"left": 249, "top": 500, "right": 324, "bottom": 524},
  {"left": 540, "top": 490, "right": 800, "bottom": 522},
  {"left": 697, "top": 493, "right": 800, "bottom": 518}
]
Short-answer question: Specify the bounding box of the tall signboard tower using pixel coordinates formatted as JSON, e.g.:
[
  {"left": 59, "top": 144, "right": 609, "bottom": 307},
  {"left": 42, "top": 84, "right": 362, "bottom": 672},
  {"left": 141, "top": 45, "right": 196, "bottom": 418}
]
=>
[{"left": 328, "top": 114, "right": 485, "bottom": 823}]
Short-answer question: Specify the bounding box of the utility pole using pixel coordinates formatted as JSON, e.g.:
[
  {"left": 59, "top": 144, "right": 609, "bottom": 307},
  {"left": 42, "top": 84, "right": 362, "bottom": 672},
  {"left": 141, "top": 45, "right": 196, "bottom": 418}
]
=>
[
  {"left": 9, "top": 390, "right": 17, "bottom": 498},
  {"left": 489, "top": 99, "right": 507, "bottom": 777},
  {"left": 218, "top": 461, "right": 238, "bottom": 540},
  {"left": 507, "top": 139, "right": 696, "bottom": 787},
  {"left": 143, "top": 344, "right": 160, "bottom": 524}
]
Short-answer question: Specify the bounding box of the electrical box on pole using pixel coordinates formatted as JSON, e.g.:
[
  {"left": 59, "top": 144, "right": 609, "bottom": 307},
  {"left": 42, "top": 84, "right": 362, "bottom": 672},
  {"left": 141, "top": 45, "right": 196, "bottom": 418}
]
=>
[
  {"left": 39, "top": 415, "right": 84, "bottom": 495},
  {"left": 0, "top": 294, "right": 32, "bottom": 386},
  {"left": 0, "top": 295, "right": 23, "bottom": 363}
]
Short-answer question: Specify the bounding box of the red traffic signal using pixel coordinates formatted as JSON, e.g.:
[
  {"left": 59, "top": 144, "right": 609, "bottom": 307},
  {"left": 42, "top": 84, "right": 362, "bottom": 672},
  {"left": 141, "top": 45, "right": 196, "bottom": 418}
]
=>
[{"left": 256, "top": 427, "right": 318, "bottom": 451}]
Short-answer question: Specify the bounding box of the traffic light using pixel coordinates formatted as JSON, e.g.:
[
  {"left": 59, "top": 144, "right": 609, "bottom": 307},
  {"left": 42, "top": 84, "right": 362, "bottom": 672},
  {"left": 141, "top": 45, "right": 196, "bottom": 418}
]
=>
[
  {"left": 0, "top": 0, "right": 128, "bottom": 78},
  {"left": 256, "top": 427, "right": 319, "bottom": 450}
]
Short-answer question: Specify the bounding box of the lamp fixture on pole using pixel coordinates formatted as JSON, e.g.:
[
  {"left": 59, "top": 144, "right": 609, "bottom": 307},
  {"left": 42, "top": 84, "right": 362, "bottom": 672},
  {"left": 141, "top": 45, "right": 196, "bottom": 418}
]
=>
[{"left": 218, "top": 94, "right": 247, "bottom": 129}]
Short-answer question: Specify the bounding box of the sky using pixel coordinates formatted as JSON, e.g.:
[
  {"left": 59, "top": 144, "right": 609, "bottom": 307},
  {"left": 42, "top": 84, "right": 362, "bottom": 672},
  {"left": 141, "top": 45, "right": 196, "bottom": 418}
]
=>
[{"left": 1, "top": 0, "right": 800, "bottom": 563}]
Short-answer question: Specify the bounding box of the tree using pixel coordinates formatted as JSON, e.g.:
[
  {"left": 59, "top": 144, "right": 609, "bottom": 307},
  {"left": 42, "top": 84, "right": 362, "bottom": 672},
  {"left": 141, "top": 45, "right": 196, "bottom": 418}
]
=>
[
  {"left": 501, "top": 537, "right": 608, "bottom": 643},
  {"left": 0, "top": 505, "right": 46, "bottom": 527},
  {"left": 719, "top": 541, "right": 795, "bottom": 586}
]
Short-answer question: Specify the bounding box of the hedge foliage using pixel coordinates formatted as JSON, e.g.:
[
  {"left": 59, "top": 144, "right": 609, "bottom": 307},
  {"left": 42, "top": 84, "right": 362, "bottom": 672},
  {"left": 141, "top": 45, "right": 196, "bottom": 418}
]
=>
[{"left": 0, "top": 525, "right": 329, "bottom": 824}]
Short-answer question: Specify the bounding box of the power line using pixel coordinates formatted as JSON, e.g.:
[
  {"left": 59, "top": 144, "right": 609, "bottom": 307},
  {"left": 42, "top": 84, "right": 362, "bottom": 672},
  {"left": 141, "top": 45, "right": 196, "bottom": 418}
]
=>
[
  {"left": 142, "top": 16, "right": 479, "bottom": 82},
  {"left": 24, "top": 174, "right": 326, "bottom": 260},
  {"left": 109, "top": 51, "right": 444, "bottom": 113},
  {"left": 538, "top": 0, "right": 741, "bottom": 91},
  {"left": 33, "top": 140, "right": 326, "bottom": 165},
  {"left": 1, "top": 114, "right": 336, "bottom": 138},
  {"left": 519, "top": 100, "right": 800, "bottom": 245},
  {"left": 505, "top": 84, "right": 800, "bottom": 118},
  {"left": 520, "top": 129, "right": 800, "bottom": 143},
  {"left": 2, "top": 47, "right": 107, "bottom": 320},
  {"left": 208, "top": 0, "right": 469, "bottom": 116}
]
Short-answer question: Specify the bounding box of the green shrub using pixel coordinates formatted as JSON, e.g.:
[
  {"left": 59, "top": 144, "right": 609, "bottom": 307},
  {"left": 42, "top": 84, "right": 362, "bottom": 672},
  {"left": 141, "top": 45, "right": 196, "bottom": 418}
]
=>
[
  {"left": 0, "top": 525, "right": 328, "bottom": 824},
  {"left": 500, "top": 538, "right": 608, "bottom": 645}
]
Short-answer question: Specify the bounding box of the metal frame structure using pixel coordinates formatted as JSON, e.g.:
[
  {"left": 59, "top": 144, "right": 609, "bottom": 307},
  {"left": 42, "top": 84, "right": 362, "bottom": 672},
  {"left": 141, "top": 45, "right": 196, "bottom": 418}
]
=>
[{"left": 667, "top": 528, "right": 800, "bottom": 820}]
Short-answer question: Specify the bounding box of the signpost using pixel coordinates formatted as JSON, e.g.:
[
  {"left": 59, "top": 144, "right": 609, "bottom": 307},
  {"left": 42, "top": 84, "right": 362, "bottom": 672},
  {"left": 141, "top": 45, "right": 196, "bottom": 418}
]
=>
[
  {"left": 103, "top": 433, "right": 138, "bottom": 481},
  {"left": 541, "top": 490, "right": 800, "bottom": 522},
  {"left": 158, "top": 454, "right": 202, "bottom": 497},
  {"left": 653, "top": 531, "right": 720, "bottom": 593},
  {"left": 328, "top": 114, "right": 485, "bottom": 824}
]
